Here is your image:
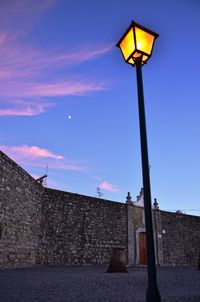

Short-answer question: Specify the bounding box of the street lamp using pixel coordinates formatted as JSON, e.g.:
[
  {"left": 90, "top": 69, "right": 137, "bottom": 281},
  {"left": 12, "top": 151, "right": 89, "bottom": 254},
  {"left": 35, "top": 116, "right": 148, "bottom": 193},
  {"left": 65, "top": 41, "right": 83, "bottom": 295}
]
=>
[{"left": 116, "top": 21, "right": 161, "bottom": 302}]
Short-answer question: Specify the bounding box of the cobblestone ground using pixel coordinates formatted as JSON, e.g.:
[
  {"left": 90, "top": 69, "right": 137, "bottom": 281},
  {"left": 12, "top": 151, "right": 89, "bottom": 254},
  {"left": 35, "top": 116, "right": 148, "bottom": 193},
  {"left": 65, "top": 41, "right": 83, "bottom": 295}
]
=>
[{"left": 0, "top": 265, "right": 199, "bottom": 302}]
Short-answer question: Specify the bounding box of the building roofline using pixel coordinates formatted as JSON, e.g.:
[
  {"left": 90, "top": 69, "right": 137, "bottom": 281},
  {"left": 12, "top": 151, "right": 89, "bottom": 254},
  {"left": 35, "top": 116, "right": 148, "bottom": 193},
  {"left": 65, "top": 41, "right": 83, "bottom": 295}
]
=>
[{"left": 44, "top": 187, "right": 126, "bottom": 206}]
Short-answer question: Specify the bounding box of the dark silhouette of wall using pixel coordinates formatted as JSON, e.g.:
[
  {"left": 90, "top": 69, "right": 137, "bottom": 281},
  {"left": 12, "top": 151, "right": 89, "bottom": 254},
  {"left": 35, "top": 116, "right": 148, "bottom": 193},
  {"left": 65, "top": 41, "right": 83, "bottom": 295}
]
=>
[
  {"left": 0, "top": 150, "right": 200, "bottom": 267},
  {"left": 161, "top": 211, "right": 200, "bottom": 265},
  {"left": 0, "top": 151, "right": 43, "bottom": 266},
  {"left": 37, "top": 188, "right": 127, "bottom": 265}
]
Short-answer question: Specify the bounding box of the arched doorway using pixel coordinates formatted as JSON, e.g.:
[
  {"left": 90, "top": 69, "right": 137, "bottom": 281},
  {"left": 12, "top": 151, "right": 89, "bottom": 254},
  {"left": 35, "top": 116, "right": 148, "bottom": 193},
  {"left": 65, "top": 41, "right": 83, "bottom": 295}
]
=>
[{"left": 139, "top": 232, "right": 147, "bottom": 265}]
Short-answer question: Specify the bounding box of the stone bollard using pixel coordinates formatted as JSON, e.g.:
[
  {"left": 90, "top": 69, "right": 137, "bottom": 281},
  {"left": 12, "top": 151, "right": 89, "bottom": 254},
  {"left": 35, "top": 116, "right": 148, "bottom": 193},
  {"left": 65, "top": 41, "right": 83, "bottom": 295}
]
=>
[{"left": 107, "top": 248, "right": 128, "bottom": 273}]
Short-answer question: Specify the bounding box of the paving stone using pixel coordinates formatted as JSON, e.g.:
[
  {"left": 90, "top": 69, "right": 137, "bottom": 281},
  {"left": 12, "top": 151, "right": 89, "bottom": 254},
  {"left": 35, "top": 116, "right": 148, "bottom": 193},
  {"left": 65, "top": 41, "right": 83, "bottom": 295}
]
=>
[{"left": 0, "top": 266, "right": 199, "bottom": 302}]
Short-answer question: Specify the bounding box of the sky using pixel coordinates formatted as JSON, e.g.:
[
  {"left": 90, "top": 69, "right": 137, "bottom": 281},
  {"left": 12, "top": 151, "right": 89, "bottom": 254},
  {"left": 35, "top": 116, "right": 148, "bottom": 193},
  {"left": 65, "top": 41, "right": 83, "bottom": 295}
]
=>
[{"left": 0, "top": 0, "right": 200, "bottom": 216}]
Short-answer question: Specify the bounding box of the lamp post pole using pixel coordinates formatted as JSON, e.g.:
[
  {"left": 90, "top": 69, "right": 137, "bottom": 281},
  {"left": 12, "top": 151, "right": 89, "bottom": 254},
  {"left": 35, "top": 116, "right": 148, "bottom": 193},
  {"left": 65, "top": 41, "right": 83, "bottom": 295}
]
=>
[
  {"left": 116, "top": 19, "right": 160, "bottom": 301},
  {"left": 135, "top": 58, "right": 161, "bottom": 302}
]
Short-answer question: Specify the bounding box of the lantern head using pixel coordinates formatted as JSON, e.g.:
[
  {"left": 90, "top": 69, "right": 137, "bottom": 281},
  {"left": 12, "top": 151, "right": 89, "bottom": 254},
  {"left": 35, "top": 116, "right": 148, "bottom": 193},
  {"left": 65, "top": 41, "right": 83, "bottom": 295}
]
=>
[{"left": 116, "top": 21, "right": 159, "bottom": 66}]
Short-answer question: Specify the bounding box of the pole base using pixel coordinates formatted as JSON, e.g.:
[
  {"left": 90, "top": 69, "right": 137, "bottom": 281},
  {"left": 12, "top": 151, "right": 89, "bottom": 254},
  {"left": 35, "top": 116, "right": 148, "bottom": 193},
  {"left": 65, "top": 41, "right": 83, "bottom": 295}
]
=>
[{"left": 146, "top": 285, "right": 161, "bottom": 302}]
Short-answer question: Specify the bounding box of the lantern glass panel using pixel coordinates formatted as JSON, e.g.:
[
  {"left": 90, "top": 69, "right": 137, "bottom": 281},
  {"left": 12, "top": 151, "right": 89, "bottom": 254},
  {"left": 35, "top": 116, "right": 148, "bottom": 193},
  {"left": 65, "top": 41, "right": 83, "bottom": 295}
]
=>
[
  {"left": 133, "top": 51, "right": 142, "bottom": 59},
  {"left": 142, "top": 55, "right": 149, "bottom": 62},
  {"left": 128, "top": 58, "right": 135, "bottom": 65},
  {"left": 119, "top": 28, "right": 135, "bottom": 60},
  {"left": 135, "top": 27, "right": 155, "bottom": 55}
]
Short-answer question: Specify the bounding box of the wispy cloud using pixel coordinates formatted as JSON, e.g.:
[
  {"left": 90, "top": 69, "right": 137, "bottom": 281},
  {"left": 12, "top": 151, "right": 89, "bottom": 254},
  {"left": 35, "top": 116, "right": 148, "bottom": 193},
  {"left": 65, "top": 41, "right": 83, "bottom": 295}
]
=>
[
  {"left": 28, "top": 161, "right": 87, "bottom": 172},
  {"left": 99, "top": 181, "right": 120, "bottom": 193},
  {"left": 0, "top": 145, "right": 88, "bottom": 172},
  {"left": 0, "top": 145, "right": 63, "bottom": 160},
  {"left": 0, "top": 1, "right": 112, "bottom": 117},
  {"left": 0, "top": 80, "right": 107, "bottom": 99},
  {"left": 0, "top": 102, "right": 49, "bottom": 116},
  {"left": 0, "top": 0, "right": 57, "bottom": 16},
  {"left": 0, "top": 36, "right": 112, "bottom": 82},
  {"left": 0, "top": 0, "right": 57, "bottom": 31}
]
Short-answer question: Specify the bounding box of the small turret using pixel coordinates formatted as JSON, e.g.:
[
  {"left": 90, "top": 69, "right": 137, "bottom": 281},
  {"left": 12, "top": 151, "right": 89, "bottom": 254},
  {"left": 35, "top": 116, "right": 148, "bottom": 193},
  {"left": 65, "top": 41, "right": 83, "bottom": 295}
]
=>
[
  {"left": 126, "top": 192, "right": 133, "bottom": 205},
  {"left": 153, "top": 198, "right": 159, "bottom": 210}
]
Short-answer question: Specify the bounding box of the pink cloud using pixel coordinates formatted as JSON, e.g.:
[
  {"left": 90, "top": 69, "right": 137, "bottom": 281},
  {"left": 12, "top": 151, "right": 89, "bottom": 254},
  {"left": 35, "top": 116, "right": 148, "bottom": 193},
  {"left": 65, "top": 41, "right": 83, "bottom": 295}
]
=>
[
  {"left": 0, "top": 34, "right": 111, "bottom": 115},
  {"left": 0, "top": 1, "right": 113, "bottom": 117},
  {"left": 0, "top": 40, "right": 112, "bottom": 82},
  {"left": 0, "top": 80, "right": 107, "bottom": 99},
  {"left": 50, "top": 44, "right": 113, "bottom": 66},
  {"left": 0, "top": 102, "right": 48, "bottom": 116},
  {"left": 0, "top": 0, "right": 57, "bottom": 23},
  {"left": 0, "top": 145, "right": 88, "bottom": 173},
  {"left": 99, "top": 181, "right": 120, "bottom": 193},
  {"left": 28, "top": 161, "right": 88, "bottom": 172},
  {"left": 28, "top": 81, "right": 106, "bottom": 97},
  {"left": 0, "top": 145, "right": 63, "bottom": 160}
]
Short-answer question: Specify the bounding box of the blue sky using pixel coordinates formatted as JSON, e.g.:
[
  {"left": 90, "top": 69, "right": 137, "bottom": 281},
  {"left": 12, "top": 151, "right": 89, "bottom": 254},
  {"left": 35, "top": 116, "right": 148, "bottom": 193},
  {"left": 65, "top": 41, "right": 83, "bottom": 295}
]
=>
[{"left": 0, "top": 0, "right": 200, "bottom": 216}]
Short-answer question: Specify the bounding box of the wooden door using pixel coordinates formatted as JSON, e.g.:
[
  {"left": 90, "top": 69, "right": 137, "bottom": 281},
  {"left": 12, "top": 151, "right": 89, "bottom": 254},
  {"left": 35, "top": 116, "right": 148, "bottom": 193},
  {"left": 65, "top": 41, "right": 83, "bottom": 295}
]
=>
[{"left": 139, "top": 232, "right": 147, "bottom": 265}]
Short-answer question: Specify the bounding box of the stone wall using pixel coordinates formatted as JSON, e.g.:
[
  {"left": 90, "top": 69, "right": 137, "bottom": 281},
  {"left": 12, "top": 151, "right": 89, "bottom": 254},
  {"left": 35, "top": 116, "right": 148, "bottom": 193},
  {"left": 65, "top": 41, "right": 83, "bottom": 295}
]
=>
[
  {"left": 37, "top": 188, "right": 128, "bottom": 265},
  {"left": 1, "top": 150, "right": 200, "bottom": 268},
  {"left": 0, "top": 151, "right": 43, "bottom": 266},
  {"left": 161, "top": 211, "right": 200, "bottom": 265}
]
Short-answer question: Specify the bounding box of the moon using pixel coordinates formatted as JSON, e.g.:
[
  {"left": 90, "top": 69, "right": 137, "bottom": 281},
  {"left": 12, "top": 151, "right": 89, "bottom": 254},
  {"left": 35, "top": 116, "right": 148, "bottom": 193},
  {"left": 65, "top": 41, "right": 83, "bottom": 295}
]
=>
[{"left": 68, "top": 115, "right": 72, "bottom": 119}]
